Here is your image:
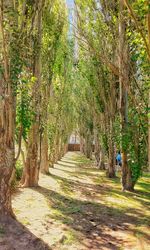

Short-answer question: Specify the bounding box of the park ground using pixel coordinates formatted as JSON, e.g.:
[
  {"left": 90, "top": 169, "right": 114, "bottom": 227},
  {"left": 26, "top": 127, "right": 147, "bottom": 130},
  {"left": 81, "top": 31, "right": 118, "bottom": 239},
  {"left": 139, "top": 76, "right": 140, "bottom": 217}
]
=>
[{"left": 0, "top": 152, "right": 150, "bottom": 250}]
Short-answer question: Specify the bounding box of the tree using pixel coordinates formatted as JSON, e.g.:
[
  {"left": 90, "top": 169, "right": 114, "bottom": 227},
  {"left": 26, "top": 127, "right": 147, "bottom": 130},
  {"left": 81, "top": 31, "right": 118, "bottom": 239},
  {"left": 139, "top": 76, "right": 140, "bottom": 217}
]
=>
[
  {"left": 74, "top": 0, "right": 149, "bottom": 188},
  {"left": 21, "top": 0, "right": 44, "bottom": 187}
]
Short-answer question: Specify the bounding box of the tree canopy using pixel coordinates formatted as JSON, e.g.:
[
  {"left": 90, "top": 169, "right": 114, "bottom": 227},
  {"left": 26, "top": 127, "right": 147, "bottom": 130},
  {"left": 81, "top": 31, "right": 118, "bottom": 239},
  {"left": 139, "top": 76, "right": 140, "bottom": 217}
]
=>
[{"left": 0, "top": 0, "right": 149, "bottom": 218}]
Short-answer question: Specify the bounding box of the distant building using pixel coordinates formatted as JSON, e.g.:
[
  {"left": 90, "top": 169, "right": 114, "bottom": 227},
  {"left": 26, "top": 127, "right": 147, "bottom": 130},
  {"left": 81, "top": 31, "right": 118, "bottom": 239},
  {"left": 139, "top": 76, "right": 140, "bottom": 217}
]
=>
[
  {"left": 69, "top": 132, "right": 80, "bottom": 144},
  {"left": 68, "top": 132, "right": 80, "bottom": 151}
]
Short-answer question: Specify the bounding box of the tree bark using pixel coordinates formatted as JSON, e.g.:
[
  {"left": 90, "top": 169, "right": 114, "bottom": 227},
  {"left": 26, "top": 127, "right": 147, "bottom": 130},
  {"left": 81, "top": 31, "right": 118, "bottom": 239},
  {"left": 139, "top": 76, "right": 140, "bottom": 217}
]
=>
[
  {"left": 40, "top": 130, "right": 49, "bottom": 174},
  {"left": 84, "top": 131, "right": 93, "bottom": 159},
  {"left": 80, "top": 135, "right": 85, "bottom": 154},
  {"left": 21, "top": 125, "right": 39, "bottom": 187},
  {"left": 99, "top": 148, "right": 105, "bottom": 170},
  {"left": 94, "top": 128, "right": 105, "bottom": 169},
  {"left": 0, "top": 138, "right": 15, "bottom": 216},
  {"left": 0, "top": 0, "right": 15, "bottom": 216},
  {"left": 107, "top": 132, "right": 116, "bottom": 177},
  {"left": 119, "top": 0, "right": 134, "bottom": 191},
  {"left": 148, "top": 10, "right": 150, "bottom": 171},
  {"left": 94, "top": 128, "right": 100, "bottom": 166}
]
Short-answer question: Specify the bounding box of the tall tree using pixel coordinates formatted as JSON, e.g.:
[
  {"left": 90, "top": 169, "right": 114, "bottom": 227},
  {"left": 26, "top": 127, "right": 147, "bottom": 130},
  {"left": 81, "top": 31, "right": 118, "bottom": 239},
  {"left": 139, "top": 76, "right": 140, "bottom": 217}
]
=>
[
  {"left": 119, "top": 0, "right": 134, "bottom": 191},
  {"left": 21, "top": 0, "right": 44, "bottom": 187}
]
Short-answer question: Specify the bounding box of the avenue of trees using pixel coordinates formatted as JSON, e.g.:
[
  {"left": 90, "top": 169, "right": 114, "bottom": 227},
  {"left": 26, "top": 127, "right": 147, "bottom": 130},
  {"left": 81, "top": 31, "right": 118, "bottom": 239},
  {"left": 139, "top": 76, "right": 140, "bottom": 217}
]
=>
[
  {"left": 0, "top": 0, "right": 149, "bottom": 218},
  {"left": 74, "top": 0, "right": 150, "bottom": 190}
]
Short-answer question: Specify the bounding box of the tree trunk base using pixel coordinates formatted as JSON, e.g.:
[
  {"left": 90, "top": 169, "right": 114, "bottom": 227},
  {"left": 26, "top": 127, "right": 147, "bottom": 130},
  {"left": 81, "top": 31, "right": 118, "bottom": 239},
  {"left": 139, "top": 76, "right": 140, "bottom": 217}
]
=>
[
  {"left": 0, "top": 206, "right": 16, "bottom": 220},
  {"left": 98, "top": 162, "right": 105, "bottom": 170},
  {"left": 126, "top": 188, "right": 134, "bottom": 192},
  {"left": 106, "top": 170, "right": 116, "bottom": 178},
  {"left": 122, "top": 185, "right": 134, "bottom": 192},
  {"left": 21, "top": 183, "right": 39, "bottom": 188},
  {"left": 41, "top": 170, "right": 49, "bottom": 175}
]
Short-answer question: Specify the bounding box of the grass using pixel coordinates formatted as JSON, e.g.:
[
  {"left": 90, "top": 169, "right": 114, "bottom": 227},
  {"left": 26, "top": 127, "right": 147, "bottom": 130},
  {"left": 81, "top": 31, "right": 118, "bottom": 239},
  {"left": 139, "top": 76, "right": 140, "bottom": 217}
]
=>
[
  {"left": 72, "top": 153, "right": 94, "bottom": 165},
  {"left": 50, "top": 156, "right": 150, "bottom": 231},
  {"left": 63, "top": 229, "right": 77, "bottom": 245},
  {"left": 92, "top": 169, "right": 150, "bottom": 241},
  {"left": 57, "top": 179, "right": 74, "bottom": 195},
  {"left": 50, "top": 196, "right": 82, "bottom": 216}
]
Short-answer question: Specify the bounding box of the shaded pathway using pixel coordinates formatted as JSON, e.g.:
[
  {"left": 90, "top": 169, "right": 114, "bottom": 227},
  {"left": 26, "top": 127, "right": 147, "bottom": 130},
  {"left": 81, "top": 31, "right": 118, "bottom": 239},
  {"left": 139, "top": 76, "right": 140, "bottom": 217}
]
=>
[{"left": 11, "top": 152, "right": 150, "bottom": 250}]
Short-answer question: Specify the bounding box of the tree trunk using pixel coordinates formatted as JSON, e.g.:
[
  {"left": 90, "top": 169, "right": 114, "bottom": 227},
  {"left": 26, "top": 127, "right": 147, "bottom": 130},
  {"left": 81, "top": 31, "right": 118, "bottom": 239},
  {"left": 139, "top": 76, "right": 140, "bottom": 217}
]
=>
[
  {"left": 119, "top": 0, "right": 134, "bottom": 190},
  {"left": 85, "top": 132, "right": 93, "bottom": 159},
  {"left": 53, "top": 133, "right": 60, "bottom": 162},
  {"left": 19, "top": 148, "right": 26, "bottom": 185},
  {"left": 0, "top": 142, "right": 15, "bottom": 216},
  {"left": 94, "top": 128, "right": 105, "bottom": 169},
  {"left": 21, "top": 1, "right": 43, "bottom": 187},
  {"left": 0, "top": 1, "right": 15, "bottom": 216},
  {"left": 0, "top": 81, "right": 15, "bottom": 216},
  {"left": 80, "top": 136, "right": 85, "bottom": 154},
  {"left": 107, "top": 140, "right": 116, "bottom": 178},
  {"left": 148, "top": 11, "right": 150, "bottom": 171},
  {"left": 64, "top": 144, "right": 68, "bottom": 155},
  {"left": 40, "top": 130, "right": 49, "bottom": 174},
  {"left": 94, "top": 128, "right": 100, "bottom": 166},
  {"left": 121, "top": 152, "right": 134, "bottom": 191},
  {"left": 60, "top": 142, "right": 66, "bottom": 158},
  {"left": 148, "top": 91, "right": 150, "bottom": 171},
  {"left": 21, "top": 125, "right": 39, "bottom": 187},
  {"left": 58, "top": 137, "right": 62, "bottom": 160},
  {"left": 106, "top": 117, "right": 116, "bottom": 178},
  {"left": 99, "top": 148, "right": 105, "bottom": 170}
]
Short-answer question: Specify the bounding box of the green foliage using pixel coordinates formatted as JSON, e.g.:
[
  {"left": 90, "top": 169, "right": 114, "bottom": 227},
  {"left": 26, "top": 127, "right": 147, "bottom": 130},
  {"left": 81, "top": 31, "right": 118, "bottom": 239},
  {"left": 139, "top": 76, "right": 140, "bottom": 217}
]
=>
[
  {"left": 127, "top": 107, "right": 147, "bottom": 182},
  {"left": 15, "top": 160, "right": 23, "bottom": 181},
  {"left": 16, "top": 73, "right": 33, "bottom": 140},
  {"left": 74, "top": 0, "right": 149, "bottom": 187}
]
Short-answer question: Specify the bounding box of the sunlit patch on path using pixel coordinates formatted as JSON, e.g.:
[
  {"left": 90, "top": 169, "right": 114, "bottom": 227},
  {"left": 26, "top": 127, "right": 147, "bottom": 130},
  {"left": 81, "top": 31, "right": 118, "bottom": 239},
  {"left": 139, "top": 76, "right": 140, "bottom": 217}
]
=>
[{"left": 12, "top": 152, "right": 150, "bottom": 250}]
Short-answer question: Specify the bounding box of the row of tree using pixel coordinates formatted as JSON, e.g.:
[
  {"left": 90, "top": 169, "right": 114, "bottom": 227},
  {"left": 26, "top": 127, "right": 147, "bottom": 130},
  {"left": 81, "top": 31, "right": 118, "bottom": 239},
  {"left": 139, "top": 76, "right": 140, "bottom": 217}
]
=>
[
  {"left": 73, "top": 0, "right": 150, "bottom": 190},
  {"left": 0, "top": 0, "right": 75, "bottom": 217}
]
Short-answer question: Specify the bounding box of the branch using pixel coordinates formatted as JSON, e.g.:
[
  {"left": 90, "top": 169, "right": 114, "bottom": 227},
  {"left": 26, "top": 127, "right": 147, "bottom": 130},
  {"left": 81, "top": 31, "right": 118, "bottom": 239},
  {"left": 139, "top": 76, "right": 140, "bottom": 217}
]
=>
[
  {"left": 148, "top": 10, "right": 150, "bottom": 52},
  {"left": 20, "top": 0, "right": 27, "bottom": 31},
  {"left": 124, "top": 0, "right": 150, "bottom": 60},
  {"left": 15, "top": 125, "right": 23, "bottom": 161},
  {"left": 0, "top": 0, "right": 9, "bottom": 81},
  {"left": 75, "top": 4, "right": 119, "bottom": 76}
]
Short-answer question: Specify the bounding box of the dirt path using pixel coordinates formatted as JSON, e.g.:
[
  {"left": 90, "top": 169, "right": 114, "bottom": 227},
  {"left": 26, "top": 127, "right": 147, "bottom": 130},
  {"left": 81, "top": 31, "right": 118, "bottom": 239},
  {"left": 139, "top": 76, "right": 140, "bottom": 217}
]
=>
[{"left": 1, "top": 152, "right": 150, "bottom": 250}]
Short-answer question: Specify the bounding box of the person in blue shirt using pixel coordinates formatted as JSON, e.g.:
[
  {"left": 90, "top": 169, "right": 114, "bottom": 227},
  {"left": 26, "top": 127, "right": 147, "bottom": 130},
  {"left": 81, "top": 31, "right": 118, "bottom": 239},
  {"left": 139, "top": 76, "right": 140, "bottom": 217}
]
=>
[{"left": 116, "top": 151, "right": 122, "bottom": 167}]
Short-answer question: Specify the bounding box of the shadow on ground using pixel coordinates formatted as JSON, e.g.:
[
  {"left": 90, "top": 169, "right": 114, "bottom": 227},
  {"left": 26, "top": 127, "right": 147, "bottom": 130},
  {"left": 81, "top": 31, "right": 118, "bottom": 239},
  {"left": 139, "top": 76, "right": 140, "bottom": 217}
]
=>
[
  {"left": 12, "top": 152, "right": 150, "bottom": 250},
  {"left": 33, "top": 182, "right": 150, "bottom": 250},
  {"left": 0, "top": 216, "right": 51, "bottom": 250}
]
